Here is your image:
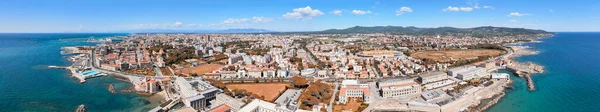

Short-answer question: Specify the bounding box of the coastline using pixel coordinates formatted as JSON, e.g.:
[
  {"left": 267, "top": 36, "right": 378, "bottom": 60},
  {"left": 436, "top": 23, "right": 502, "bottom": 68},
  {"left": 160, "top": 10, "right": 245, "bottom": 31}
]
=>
[
  {"left": 474, "top": 37, "right": 550, "bottom": 112},
  {"left": 54, "top": 44, "right": 165, "bottom": 111}
]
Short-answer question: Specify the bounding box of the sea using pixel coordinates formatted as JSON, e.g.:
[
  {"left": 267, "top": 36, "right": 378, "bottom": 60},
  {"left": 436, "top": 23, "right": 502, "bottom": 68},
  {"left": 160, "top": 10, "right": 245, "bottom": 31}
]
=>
[
  {"left": 0, "top": 33, "right": 161, "bottom": 111},
  {"left": 489, "top": 32, "right": 600, "bottom": 112}
]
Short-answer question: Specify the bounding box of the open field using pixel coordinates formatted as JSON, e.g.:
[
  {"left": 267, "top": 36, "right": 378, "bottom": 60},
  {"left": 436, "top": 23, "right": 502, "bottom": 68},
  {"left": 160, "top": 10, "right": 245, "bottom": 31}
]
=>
[
  {"left": 410, "top": 49, "right": 505, "bottom": 63},
  {"left": 333, "top": 98, "right": 368, "bottom": 112},
  {"left": 180, "top": 64, "right": 223, "bottom": 75},
  {"left": 226, "top": 83, "right": 289, "bottom": 102}
]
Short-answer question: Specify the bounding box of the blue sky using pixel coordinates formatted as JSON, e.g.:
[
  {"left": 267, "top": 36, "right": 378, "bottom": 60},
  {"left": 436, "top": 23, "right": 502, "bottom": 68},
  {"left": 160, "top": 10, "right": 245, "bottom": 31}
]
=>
[{"left": 0, "top": 0, "right": 598, "bottom": 32}]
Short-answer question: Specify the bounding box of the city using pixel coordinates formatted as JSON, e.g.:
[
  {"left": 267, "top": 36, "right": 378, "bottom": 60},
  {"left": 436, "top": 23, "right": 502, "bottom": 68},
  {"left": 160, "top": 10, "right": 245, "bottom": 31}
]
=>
[
  {"left": 1, "top": 0, "right": 598, "bottom": 112},
  {"left": 55, "top": 29, "right": 550, "bottom": 112}
]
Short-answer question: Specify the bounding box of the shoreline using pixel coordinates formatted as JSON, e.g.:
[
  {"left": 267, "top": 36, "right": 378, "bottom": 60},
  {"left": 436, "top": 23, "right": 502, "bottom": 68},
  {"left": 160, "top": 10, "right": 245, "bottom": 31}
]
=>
[{"left": 472, "top": 38, "right": 549, "bottom": 111}]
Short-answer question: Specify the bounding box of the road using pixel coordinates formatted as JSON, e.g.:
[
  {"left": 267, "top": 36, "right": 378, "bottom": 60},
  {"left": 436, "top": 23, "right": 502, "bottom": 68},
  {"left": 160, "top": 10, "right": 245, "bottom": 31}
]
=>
[{"left": 327, "top": 82, "right": 339, "bottom": 112}]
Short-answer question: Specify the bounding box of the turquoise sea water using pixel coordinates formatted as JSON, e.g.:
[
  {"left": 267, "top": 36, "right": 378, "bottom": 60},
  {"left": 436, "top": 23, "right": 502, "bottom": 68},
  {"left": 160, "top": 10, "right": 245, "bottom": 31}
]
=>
[
  {"left": 489, "top": 32, "right": 600, "bottom": 112},
  {"left": 0, "top": 33, "right": 160, "bottom": 111}
]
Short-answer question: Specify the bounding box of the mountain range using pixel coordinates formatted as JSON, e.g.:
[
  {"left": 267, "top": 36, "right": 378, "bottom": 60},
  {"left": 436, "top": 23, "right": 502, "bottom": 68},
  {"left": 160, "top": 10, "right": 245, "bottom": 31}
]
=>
[{"left": 116, "top": 26, "right": 551, "bottom": 37}]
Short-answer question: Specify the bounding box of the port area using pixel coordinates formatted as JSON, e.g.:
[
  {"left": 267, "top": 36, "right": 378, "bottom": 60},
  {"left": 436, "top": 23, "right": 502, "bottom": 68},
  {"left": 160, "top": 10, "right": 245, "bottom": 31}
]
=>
[
  {"left": 50, "top": 46, "right": 107, "bottom": 83},
  {"left": 505, "top": 45, "right": 545, "bottom": 91}
]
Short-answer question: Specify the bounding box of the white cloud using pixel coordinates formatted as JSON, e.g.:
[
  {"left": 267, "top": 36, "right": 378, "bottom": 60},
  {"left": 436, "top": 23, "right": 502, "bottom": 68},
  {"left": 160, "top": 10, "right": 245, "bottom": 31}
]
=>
[
  {"left": 252, "top": 17, "right": 273, "bottom": 23},
  {"left": 282, "top": 6, "right": 324, "bottom": 20},
  {"left": 509, "top": 20, "right": 517, "bottom": 22},
  {"left": 330, "top": 10, "right": 343, "bottom": 16},
  {"left": 474, "top": 3, "right": 480, "bottom": 9},
  {"left": 508, "top": 12, "right": 531, "bottom": 17},
  {"left": 442, "top": 6, "right": 460, "bottom": 12},
  {"left": 484, "top": 6, "right": 495, "bottom": 9},
  {"left": 549, "top": 9, "right": 554, "bottom": 12},
  {"left": 442, "top": 6, "right": 473, "bottom": 12},
  {"left": 395, "top": 7, "right": 413, "bottom": 16},
  {"left": 174, "top": 22, "right": 183, "bottom": 26},
  {"left": 460, "top": 7, "right": 473, "bottom": 12},
  {"left": 222, "top": 18, "right": 250, "bottom": 24},
  {"left": 352, "top": 10, "right": 372, "bottom": 15}
]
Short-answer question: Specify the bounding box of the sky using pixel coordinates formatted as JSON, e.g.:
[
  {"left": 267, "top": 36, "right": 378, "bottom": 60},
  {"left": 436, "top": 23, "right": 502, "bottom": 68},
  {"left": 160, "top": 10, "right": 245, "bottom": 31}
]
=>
[{"left": 0, "top": 0, "right": 598, "bottom": 33}]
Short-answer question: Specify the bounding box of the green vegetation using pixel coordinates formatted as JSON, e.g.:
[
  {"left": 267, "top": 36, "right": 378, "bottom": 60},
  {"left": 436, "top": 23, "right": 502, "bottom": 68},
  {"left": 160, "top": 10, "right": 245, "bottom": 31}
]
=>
[{"left": 164, "top": 46, "right": 199, "bottom": 65}]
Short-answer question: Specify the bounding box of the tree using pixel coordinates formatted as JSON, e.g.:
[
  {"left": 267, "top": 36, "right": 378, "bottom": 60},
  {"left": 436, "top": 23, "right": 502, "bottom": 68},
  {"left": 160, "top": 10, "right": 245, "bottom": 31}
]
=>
[
  {"left": 291, "top": 76, "right": 309, "bottom": 88},
  {"left": 190, "top": 73, "right": 198, "bottom": 77}
]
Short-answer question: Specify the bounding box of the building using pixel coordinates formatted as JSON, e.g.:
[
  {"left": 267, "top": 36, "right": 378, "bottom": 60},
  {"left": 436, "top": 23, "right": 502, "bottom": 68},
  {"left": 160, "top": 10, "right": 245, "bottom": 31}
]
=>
[
  {"left": 173, "top": 77, "right": 221, "bottom": 110},
  {"left": 237, "top": 99, "right": 311, "bottom": 112},
  {"left": 491, "top": 73, "right": 510, "bottom": 80},
  {"left": 248, "top": 68, "right": 262, "bottom": 78},
  {"left": 220, "top": 71, "right": 237, "bottom": 79},
  {"left": 456, "top": 67, "right": 488, "bottom": 80},
  {"left": 338, "top": 80, "right": 370, "bottom": 104},
  {"left": 227, "top": 54, "right": 243, "bottom": 64},
  {"left": 378, "top": 79, "right": 422, "bottom": 98},
  {"left": 208, "top": 105, "right": 232, "bottom": 112},
  {"left": 418, "top": 72, "right": 448, "bottom": 84},
  {"left": 447, "top": 65, "right": 476, "bottom": 77},
  {"left": 210, "top": 94, "right": 246, "bottom": 112},
  {"left": 359, "top": 50, "right": 394, "bottom": 58},
  {"left": 421, "top": 89, "right": 448, "bottom": 101},
  {"left": 418, "top": 72, "right": 455, "bottom": 90}
]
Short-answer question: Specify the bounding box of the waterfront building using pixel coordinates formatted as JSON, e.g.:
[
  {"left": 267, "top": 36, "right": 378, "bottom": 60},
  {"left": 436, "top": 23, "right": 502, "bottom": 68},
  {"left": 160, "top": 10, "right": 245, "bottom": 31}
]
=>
[
  {"left": 456, "top": 67, "right": 487, "bottom": 80},
  {"left": 338, "top": 80, "right": 370, "bottom": 104},
  {"left": 491, "top": 73, "right": 510, "bottom": 80}
]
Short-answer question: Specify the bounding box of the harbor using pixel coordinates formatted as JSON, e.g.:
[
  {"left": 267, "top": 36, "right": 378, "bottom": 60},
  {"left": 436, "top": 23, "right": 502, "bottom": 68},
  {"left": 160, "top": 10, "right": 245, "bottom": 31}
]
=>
[
  {"left": 50, "top": 47, "right": 108, "bottom": 83},
  {"left": 504, "top": 45, "right": 545, "bottom": 91}
]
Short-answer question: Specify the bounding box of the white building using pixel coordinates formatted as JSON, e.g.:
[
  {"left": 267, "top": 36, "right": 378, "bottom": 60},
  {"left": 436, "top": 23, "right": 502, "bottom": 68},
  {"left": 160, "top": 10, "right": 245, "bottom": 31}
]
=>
[
  {"left": 173, "top": 77, "right": 221, "bottom": 110},
  {"left": 421, "top": 89, "right": 448, "bottom": 101},
  {"left": 491, "top": 73, "right": 510, "bottom": 80},
  {"left": 277, "top": 69, "right": 288, "bottom": 78},
  {"left": 456, "top": 67, "right": 488, "bottom": 80},
  {"left": 418, "top": 72, "right": 454, "bottom": 90},
  {"left": 210, "top": 94, "right": 246, "bottom": 112},
  {"left": 228, "top": 54, "right": 243, "bottom": 64},
  {"left": 447, "top": 65, "right": 476, "bottom": 77},
  {"left": 378, "top": 79, "right": 422, "bottom": 98},
  {"left": 338, "top": 80, "right": 370, "bottom": 104},
  {"left": 418, "top": 72, "right": 448, "bottom": 84},
  {"left": 238, "top": 99, "right": 310, "bottom": 112}
]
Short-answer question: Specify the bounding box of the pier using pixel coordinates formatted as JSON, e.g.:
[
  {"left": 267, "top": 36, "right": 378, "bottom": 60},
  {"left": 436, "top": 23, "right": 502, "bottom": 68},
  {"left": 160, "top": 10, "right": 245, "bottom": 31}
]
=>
[
  {"left": 524, "top": 74, "right": 535, "bottom": 91},
  {"left": 506, "top": 61, "right": 541, "bottom": 91},
  {"left": 48, "top": 65, "right": 67, "bottom": 69}
]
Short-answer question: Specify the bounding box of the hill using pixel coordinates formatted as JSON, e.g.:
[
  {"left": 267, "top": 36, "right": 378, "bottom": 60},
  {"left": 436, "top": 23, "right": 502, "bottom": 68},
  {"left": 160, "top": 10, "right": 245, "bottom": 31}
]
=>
[{"left": 314, "top": 26, "right": 551, "bottom": 37}]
